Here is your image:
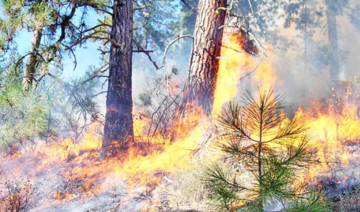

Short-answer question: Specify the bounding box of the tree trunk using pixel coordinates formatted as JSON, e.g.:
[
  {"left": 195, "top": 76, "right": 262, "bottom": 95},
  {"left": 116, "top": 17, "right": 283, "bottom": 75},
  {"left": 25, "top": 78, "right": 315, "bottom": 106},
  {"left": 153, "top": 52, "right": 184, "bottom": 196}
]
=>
[
  {"left": 302, "top": 2, "right": 308, "bottom": 100},
  {"left": 186, "top": 0, "right": 227, "bottom": 114},
  {"left": 22, "top": 26, "right": 43, "bottom": 90},
  {"left": 103, "top": 0, "right": 134, "bottom": 147},
  {"left": 326, "top": 0, "right": 340, "bottom": 88}
]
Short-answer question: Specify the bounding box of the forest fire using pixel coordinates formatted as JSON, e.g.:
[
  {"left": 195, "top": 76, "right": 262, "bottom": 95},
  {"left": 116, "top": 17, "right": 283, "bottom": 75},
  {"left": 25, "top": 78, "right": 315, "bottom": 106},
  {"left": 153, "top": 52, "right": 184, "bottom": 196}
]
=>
[
  {"left": 1, "top": 0, "right": 360, "bottom": 207},
  {"left": 1, "top": 32, "right": 359, "bottom": 211},
  {"left": 297, "top": 102, "right": 360, "bottom": 180},
  {"left": 217, "top": 34, "right": 360, "bottom": 188},
  {"left": 0, "top": 102, "right": 209, "bottom": 211}
]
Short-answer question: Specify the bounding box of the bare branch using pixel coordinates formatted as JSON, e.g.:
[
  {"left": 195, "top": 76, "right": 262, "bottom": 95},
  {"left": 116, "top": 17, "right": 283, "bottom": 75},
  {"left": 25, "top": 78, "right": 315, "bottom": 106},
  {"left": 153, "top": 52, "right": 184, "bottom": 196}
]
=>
[
  {"left": 132, "top": 40, "right": 160, "bottom": 69},
  {"left": 180, "top": 0, "right": 196, "bottom": 14},
  {"left": 158, "top": 34, "right": 194, "bottom": 70},
  {"left": 133, "top": 50, "right": 154, "bottom": 53}
]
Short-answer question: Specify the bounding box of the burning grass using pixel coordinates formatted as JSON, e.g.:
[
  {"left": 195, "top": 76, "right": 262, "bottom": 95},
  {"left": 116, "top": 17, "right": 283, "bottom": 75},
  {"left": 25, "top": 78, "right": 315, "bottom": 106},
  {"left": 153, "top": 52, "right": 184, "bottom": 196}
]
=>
[
  {"left": 1, "top": 34, "right": 360, "bottom": 211},
  {"left": 0, "top": 179, "right": 34, "bottom": 212},
  {"left": 0, "top": 108, "right": 208, "bottom": 211}
]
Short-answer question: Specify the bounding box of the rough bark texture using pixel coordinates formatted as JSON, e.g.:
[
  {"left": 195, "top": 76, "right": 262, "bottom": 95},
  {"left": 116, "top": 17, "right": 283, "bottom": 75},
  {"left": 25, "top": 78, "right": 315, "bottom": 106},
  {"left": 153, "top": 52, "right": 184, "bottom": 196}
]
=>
[
  {"left": 22, "top": 27, "right": 43, "bottom": 90},
  {"left": 187, "top": 0, "right": 227, "bottom": 114},
  {"left": 103, "top": 0, "right": 133, "bottom": 146},
  {"left": 326, "top": 0, "right": 340, "bottom": 88}
]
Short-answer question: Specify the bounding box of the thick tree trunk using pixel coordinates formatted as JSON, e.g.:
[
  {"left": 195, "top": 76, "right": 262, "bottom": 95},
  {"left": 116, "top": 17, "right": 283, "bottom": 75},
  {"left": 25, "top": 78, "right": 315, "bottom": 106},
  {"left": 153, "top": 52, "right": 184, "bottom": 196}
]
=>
[
  {"left": 326, "top": 0, "right": 340, "bottom": 88},
  {"left": 186, "top": 0, "right": 227, "bottom": 114},
  {"left": 22, "top": 26, "right": 43, "bottom": 90},
  {"left": 103, "top": 0, "right": 134, "bottom": 147}
]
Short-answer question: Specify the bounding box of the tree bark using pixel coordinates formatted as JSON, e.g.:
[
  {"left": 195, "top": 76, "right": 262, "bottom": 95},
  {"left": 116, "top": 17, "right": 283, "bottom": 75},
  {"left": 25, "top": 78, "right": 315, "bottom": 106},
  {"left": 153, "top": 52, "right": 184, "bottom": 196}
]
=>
[
  {"left": 326, "top": 0, "right": 340, "bottom": 88},
  {"left": 186, "top": 0, "right": 227, "bottom": 114},
  {"left": 22, "top": 26, "right": 43, "bottom": 90},
  {"left": 103, "top": 0, "right": 134, "bottom": 147}
]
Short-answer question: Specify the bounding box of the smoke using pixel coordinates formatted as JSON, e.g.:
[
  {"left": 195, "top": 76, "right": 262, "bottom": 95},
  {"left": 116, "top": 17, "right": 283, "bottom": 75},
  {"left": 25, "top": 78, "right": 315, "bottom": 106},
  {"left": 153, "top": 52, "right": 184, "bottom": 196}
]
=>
[
  {"left": 2, "top": 1, "right": 360, "bottom": 211},
  {"left": 131, "top": 38, "right": 193, "bottom": 107},
  {"left": 232, "top": 0, "right": 360, "bottom": 111},
  {"left": 130, "top": 1, "right": 360, "bottom": 115}
]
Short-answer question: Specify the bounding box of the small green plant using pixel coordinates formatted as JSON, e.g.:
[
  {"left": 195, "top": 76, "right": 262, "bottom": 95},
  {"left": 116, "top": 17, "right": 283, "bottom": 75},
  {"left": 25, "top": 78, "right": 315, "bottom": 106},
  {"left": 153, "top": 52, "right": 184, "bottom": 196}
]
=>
[{"left": 204, "top": 90, "right": 330, "bottom": 211}]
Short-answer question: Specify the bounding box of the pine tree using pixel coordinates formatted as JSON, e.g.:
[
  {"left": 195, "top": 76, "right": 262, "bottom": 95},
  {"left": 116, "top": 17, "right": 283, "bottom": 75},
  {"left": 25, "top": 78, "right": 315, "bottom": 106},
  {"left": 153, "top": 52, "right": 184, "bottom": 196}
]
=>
[
  {"left": 103, "top": 0, "right": 199, "bottom": 146},
  {"left": 103, "top": 0, "right": 134, "bottom": 147},
  {"left": 0, "top": 51, "right": 49, "bottom": 147},
  {"left": 205, "top": 90, "right": 329, "bottom": 211},
  {"left": 283, "top": 0, "right": 360, "bottom": 90},
  {"left": 325, "top": 0, "right": 340, "bottom": 88},
  {"left": 133, "top": 0, "right": 184, "bottom": 51},
  {"left": 0, "top": 0, "right": 111, "bottom": 90},
  {"left": 186, "top": 0, "right": 227, "bottom": 114}
]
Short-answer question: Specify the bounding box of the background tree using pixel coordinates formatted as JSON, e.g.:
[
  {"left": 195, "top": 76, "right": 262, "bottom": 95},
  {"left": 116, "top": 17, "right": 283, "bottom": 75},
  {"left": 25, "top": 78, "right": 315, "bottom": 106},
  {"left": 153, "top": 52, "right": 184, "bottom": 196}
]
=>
[
  {"left": 102, "top": 0, "right": 201, "bottom": 144},
  {"left": 0, "top": 0, "right": 111, "bottom": 90},
  {"left": 284, "top": 0, "right": 360, "bottom": 90},
  {"left": 326, "top": 0, "right": 340, "bottom": 88},
  {"left": 177, "top": 0, "right": 197, "bottom": 35},
  {"left": 283, "top": 0, "right": 323, "bottom": 100},
  {"left": 0, "top": 51, "right": 49, "bottom": 148},
  {"left": 0, "top": 46, "right": 102, "bottom": 148}
]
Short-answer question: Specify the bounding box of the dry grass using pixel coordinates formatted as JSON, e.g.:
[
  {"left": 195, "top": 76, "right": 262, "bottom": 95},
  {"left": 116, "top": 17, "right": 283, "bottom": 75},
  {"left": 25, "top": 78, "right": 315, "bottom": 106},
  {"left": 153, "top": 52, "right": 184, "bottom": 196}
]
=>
[
  {"left": 0, "top": 179, "right": 34, "bottom": 212},
  {"left": 332, "top": 182, "right": 360, "bottom": 212},
  {"left": 161, "top": 156, "right": 255, "bottom": 212},
  {"left": 165, "top": 160, "right": 212, "bottom": 211}
]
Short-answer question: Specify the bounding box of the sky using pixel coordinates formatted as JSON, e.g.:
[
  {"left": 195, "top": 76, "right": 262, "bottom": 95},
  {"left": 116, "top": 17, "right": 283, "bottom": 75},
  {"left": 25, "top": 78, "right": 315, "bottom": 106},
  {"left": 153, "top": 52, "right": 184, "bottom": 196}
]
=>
[
  {"left": 6, "top": 0, "right": 360, "bottom": 106},
  {"left": 13, "top": 9, "right": 103, "bottom": 80},
  {"left": 6, "top": 2, "right": 191, "bottom": 109},
  {"left": 2, "top": 1, "right": 188, "bottom": 84}
]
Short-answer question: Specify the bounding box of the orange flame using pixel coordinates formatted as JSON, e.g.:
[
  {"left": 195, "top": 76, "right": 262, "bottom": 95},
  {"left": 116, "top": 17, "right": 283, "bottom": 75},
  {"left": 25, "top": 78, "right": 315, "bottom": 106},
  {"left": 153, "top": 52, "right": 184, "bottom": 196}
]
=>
[{"left": 0, "top": 32, "right": 359, "bottom": 211}]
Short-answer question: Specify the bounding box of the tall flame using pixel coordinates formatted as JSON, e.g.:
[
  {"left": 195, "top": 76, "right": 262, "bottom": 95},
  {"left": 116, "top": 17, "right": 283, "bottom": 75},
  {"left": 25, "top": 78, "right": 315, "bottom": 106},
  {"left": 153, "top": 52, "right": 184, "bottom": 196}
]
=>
[{"left": 0, "top": 33, "right": 359, "bottom": 211}]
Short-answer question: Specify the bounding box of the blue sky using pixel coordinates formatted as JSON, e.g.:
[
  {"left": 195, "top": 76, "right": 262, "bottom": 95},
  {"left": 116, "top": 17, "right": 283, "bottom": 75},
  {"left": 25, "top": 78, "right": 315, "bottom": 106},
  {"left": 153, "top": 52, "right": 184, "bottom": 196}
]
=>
[
  {"left": 3, "top": 1, "right": 189, "bottom": 92},
  {"left": 13, "top": 9, "right": 103, "bottom": 80}
]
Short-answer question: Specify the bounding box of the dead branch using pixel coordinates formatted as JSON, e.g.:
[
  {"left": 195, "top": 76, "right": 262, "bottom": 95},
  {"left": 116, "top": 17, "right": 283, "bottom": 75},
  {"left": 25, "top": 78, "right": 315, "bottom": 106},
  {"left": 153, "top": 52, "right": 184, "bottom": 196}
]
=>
[
  {"left": 216, "top": 0, "right": 267, "bottom": 57},
  {"left": 80, "top": 23, "right": 111, "bottom": 35},
  {"left": 243, "top": 27, "right": 267, "bottom": 57},
  {"left": 180, "top": 0, "right": 196, "bottom": 14},
  {"left": 62, "top": 43, "right": 78, "bottom": 72},
  {"left": 132, "top": 40, "right": 160, "bottom": 69},
  {"left": 96, "top": 8, "right": 113, "bottom": 16},
  {"left": 248, "top": 0, "right": 254, "bottom": 14},
  {"left": 133, "top": 50, "right": 154, "bottom": 53},
  {"left": 158, "top": 34, "right": 194, "bottom": 70},
  {"left": 133, "top": 6, "right": 149, "bottom": 11}
]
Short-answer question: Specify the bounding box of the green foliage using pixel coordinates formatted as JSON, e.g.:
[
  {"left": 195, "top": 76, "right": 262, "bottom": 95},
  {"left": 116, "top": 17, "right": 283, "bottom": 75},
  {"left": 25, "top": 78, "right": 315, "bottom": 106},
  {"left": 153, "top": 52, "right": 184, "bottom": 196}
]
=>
[
  {"left": 286, "top": 191, "right": 331, "bottom": 212},
  {"left": 0, "top": 84, "right": 49, "bottom": 147},
  {"left": 0, "top": 0, "right": 51, "bottom": 48},
  {"left": 132, "top": 0, "right": 197, "bottom": 52},
  {"left": 204, "top": 90, "right": 327, "bottom": 211},
  {"left": 38, "top": 64, "right": 103, "bottom": 142},
  {"left": 0, "top": 0, "right": 111, "bottom": 86},
  {"left": 0, "top": 53, "right": 49, "bottom": 146},
  {"left": 0, "top": 51, "right": 50, "bottom": 147}
]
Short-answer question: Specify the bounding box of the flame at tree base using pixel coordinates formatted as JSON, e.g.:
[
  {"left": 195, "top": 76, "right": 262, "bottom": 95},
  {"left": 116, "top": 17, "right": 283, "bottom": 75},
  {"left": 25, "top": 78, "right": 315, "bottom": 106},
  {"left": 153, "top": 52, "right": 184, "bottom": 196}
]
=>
[
  {"left": 0, "top": 105, "right": 210, "bottom": 211},
  {"left": 0, "top": 34, "right": 360, "bottom": 211}
]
